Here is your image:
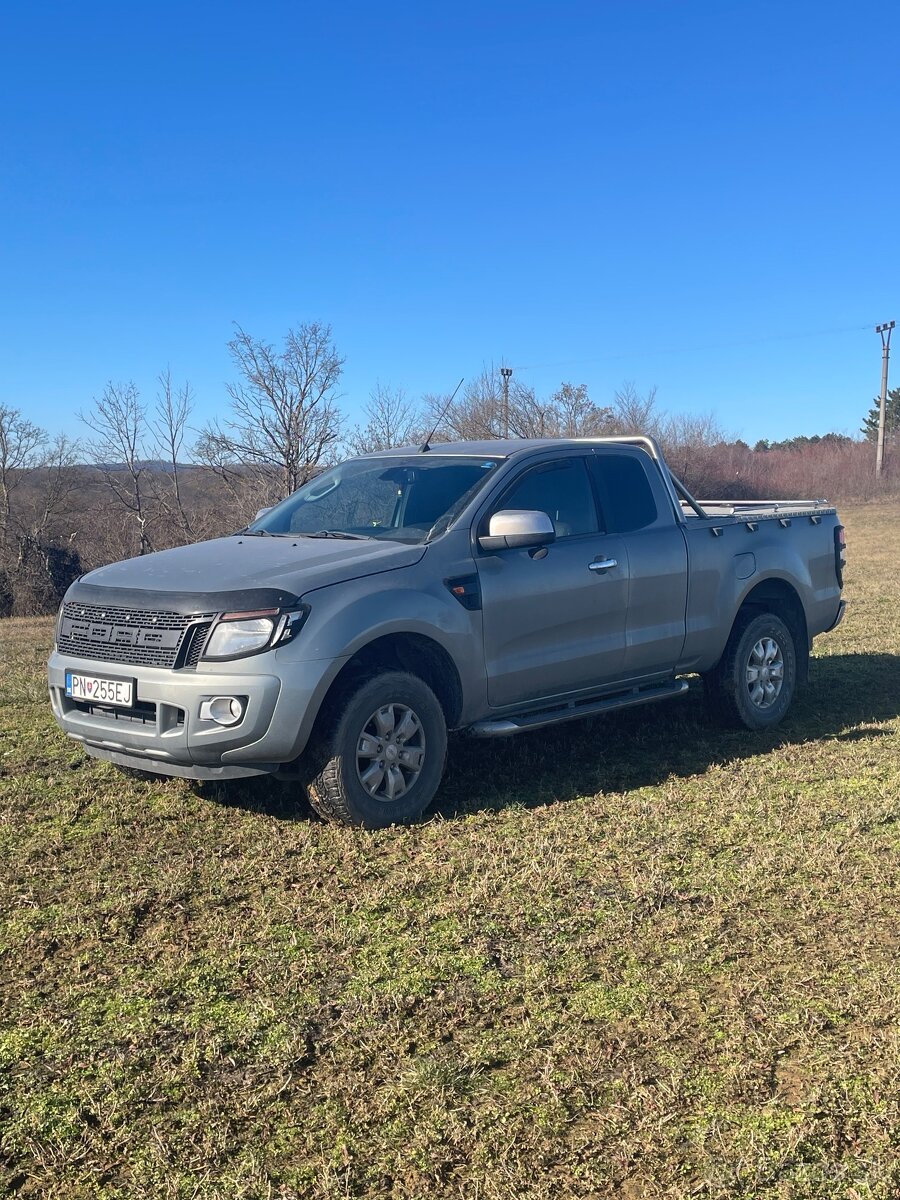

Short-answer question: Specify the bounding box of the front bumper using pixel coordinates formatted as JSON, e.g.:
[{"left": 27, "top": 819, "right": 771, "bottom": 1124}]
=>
[{"left": 48, "top": 648, "right": 341, "bottom": 778}]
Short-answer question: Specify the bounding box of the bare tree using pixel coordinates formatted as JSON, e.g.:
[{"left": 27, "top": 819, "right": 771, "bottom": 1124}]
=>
[
  {"left": 197, "top": 322, "right": 344, "bottom": 503},
  {"left": 423, "top": 367, "right": 514, "bottom": 442},
  {"left": 152, "top": 368, "right": 194, "bottom": 538},
  {"left": 27, "top": 434, "right": 81, "bottom": 542},
  {"left": 660, "top": 410, "right": 729, "bottom": 495},
  {"left": 347, "top": 382, "right": 424, "bottom": 454},
  {"left": 547, "top": 382, "right": 615, "bottom": 437},
  {"left": 506, "top": 381, "right": 615, "bottom": 439},
  {"left": 11, "top": 434, "right": 83, "bottom": 613},
  {"left": 0, "top": 405, "right": 47, "bottom": 551},
  {"left": 422, "top": 369, "right": 614, "bottom": 443},
  {"left": 0, "top": 415, "right": 83, "bottom": 615},
  {"left": 79, "top": 381, "right": 153, "bottom": 555},
  {"left": 610, "top": 381, "right": 661, "bottom": 436}
]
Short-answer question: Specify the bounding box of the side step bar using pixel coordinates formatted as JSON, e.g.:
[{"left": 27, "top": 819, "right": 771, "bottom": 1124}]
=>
[{"left": 468, "top": 679, "right": 689, "bottom": 738}]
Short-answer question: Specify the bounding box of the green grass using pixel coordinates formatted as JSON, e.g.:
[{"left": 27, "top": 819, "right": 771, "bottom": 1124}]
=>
[{"left": 1, "top": 504, "right": 899, "bottom": 1199}]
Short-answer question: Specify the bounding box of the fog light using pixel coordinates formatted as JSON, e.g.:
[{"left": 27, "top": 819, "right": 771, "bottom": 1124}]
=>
[{"left": 199, "top": 696, "right": 245, "bottom": 726}]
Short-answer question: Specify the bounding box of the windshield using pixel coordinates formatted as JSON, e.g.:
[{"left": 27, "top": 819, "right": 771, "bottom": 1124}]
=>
[{"left": 247, "top": 455, "right": 503, "bottom": 543}]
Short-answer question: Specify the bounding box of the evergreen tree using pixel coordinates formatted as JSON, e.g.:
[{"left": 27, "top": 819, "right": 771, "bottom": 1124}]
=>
[{"left": 861, "top": 387, "right": 900, "bottom": 443}]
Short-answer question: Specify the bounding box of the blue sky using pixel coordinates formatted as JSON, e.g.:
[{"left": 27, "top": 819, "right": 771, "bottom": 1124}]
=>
[{"left": 1, "top": 0, "right": 896, "bottom": 446}]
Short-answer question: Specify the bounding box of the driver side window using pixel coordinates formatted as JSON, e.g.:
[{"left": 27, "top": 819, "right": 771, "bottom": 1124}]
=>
[{"left": 496, "top": 458, "right": 599, "bottom": 538}]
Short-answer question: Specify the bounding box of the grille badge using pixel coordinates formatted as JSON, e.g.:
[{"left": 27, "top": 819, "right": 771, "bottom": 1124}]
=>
[{"left": 60, "top": 602, "right": 215, "bottom": 669}]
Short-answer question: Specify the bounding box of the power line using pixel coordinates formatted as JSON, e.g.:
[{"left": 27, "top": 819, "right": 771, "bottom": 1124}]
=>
[{"left": 508, "top": 321, "right": 875, "bottom": 375}]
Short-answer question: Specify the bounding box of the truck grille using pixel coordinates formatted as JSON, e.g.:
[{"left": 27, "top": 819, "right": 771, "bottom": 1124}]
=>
[{"left": 58, "top": 602, "right": 216, "bottom": 669}]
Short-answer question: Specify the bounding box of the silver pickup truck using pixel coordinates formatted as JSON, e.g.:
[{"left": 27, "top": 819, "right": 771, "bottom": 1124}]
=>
[{"left": 48, "top": 437, "right": 846, "bottom": 827}]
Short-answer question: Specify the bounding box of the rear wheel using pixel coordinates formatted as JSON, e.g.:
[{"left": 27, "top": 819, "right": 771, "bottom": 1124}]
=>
[
  {"left": 704, "top": 611, "right": 797, "bottom": 730},
  {"left": 307, "top": 671, "right": 447, "bottom": 828}
]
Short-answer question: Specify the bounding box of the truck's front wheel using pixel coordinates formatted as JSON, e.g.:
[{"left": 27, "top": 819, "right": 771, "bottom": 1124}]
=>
[
  {"left": 704, "top": 611, "right": 797, "bottom": 730},
  {"left": 307, "top": 671, "right": 447, "bottom": 828}
]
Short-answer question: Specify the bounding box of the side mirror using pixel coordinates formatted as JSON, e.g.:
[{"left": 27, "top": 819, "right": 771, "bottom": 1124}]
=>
[
  {"left": 254, "top": 506, "right": 274, "bottom": 521},
  {"left": 478, "top": 509, "right": 556, "bottom": 552}
]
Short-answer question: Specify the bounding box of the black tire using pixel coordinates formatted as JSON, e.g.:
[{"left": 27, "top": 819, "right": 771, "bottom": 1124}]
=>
[
  {"left": 704, "top": 611, "right": 797, "bottom": 730},
  {"left": 306, "top": 671, "right": 447, "bottom": 828}
]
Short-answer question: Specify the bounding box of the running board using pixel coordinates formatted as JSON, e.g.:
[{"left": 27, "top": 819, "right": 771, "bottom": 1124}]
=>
[{"left": 467, "top": 679, "right": 689, "bottom": 737}]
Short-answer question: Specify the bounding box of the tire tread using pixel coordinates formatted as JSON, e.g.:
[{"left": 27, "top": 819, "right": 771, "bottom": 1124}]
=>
[
  {"left": 305, "top": 670, "right": 446, "bottom": 828},
  {"left": 704, "top": 610, "right": 796, "bottom": 730}
]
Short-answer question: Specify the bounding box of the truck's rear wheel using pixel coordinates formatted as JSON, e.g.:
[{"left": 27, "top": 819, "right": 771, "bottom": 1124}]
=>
[
  {"left": 704, "top": 611, "right": 797, "bottom": 730},
  {"left": 306, "top": 671, "right": 447, "bottom": 828}
]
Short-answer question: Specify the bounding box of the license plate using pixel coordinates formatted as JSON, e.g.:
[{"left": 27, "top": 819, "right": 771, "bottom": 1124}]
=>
[{"left": 65, "top": 671, "right": 134, "bottom": 707}]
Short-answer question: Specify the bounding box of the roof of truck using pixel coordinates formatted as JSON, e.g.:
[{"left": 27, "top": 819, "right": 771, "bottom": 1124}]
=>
[{"left": 360, "top": 437, "right": 642, "bottom": 459}]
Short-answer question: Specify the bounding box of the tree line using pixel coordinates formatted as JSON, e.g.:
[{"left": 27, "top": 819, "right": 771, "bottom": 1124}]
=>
[{"left": 2, "top": 320, "right": 897, "bottom": 616}]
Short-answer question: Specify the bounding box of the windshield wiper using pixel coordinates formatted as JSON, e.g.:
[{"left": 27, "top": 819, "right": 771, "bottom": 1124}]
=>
[{"left": 303, "top": 529, "right": 375, "bottom": 540}]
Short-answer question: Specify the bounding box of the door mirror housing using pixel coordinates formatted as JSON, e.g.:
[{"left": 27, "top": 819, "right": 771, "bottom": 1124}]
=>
[
  {"left": 478, "top": 509, "right": 556, "bottom": 552},
  {"left": 254, "top": 506, "right": 274, "bottom": 522}
]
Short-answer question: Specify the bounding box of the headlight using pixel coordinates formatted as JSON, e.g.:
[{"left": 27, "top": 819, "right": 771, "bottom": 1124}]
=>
[
  {"left": 200, "top": 605, "right": 309, "bottom": 661},
  {"left": 204, "top": 617, "right": 275, "bottom": 659}
]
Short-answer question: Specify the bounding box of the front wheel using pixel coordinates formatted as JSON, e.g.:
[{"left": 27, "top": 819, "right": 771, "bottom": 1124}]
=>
[
  {"left": 306, "top": 671, "right": 447, "bottom": 828},
  {"left": 704, "top": 611, "right": 797, "bottom": 730}
]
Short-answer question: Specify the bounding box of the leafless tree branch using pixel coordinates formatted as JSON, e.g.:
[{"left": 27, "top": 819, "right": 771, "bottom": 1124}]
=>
[
  {"left": 197, "top": 321, "right": 344, "bottom": 505},
  {"left": 78, "top": 381, "right": 153, "bottom": 554}
]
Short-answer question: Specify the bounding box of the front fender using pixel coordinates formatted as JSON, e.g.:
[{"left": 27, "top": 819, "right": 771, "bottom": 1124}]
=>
[{"left": 276, "top": 570, "right": 487, "bottom": 725}]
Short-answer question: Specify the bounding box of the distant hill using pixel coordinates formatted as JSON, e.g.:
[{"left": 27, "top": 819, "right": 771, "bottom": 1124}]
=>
[{"left": 89, "top": 460, "right": 194, "bottom": 472}]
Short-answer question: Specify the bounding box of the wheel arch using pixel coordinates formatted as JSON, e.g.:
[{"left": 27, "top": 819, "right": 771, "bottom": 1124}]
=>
[
  {"left": 314, "top": 631, "right": 464, "bottom": 734},
  {"left": 731, "top": 576, "right": 810, "bottom": 684}
]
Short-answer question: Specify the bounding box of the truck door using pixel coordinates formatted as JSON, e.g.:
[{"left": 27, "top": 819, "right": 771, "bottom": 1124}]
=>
[
  {"left": 589, "top": 449, "right": 688, "bottom": 679},
  {"left": 475, "top": 455, "right": 629, "bottom": 709}
]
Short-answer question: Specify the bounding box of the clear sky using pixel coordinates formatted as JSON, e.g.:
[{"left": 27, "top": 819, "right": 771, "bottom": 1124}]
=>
[{"left": 1, "top": 0, "right": 896, "bottom": 446}]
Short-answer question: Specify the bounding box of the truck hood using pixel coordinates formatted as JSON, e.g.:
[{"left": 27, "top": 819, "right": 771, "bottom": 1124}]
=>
[{"left": 66, "top": 535, "right": 426, "bottom": 614}]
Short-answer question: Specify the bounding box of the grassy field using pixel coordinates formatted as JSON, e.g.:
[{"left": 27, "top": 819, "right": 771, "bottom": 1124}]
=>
[{"left": 1, "top": 504, "right": 898, "bottom": 1199}]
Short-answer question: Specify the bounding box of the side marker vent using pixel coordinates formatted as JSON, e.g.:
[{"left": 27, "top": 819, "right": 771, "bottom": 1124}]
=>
[{"left": 445, "top": 575, "right": 481, "bottom": 611}]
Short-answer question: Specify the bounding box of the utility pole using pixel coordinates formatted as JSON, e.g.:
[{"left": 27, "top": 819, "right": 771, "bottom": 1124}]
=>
[
  {"left": 500, "top": 367, "right": 513, "bottom": 438},
  {"left": 875, "top": 321, "right": 895, "bottom": 478}
]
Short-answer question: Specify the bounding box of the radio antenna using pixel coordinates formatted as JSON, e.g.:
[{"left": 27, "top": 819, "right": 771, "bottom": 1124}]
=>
[{"left": 419, "top": 377, "right": 465, "bottom": 453}]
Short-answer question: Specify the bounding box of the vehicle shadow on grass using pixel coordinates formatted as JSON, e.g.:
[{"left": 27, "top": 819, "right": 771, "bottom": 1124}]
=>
[
  {"left": 200, "top": 773, "right": 314, "bottom": 821},
  {"left": 209, "top": 653, "right": 900, "bottom": 824},
  {"left": 432, "top": 651, "right": 900, "bottom": 820}
]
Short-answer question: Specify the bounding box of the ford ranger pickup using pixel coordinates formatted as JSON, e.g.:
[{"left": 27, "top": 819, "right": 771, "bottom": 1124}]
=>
[{"left": 48, "top": 437, "right": 846, "bottom": 827}]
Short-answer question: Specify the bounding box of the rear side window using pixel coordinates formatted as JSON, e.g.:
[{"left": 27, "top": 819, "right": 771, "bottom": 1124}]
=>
[
  {"left": 496, "top": 458, "right": 598, "bottom": 538},
  {"left": 591, "top": 453, "right": 658, "bottom": 533}
]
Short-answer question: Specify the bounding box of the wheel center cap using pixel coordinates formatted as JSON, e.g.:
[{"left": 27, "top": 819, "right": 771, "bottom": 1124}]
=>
[{"left": 385, "top": 744, "right": 399, "bottom": 762}]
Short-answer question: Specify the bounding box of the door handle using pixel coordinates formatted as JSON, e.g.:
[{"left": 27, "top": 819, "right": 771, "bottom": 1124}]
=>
[{"left": 588, "top": 558, "right": 618, "bottom": 573}]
